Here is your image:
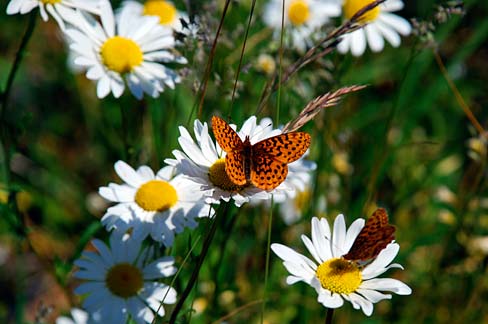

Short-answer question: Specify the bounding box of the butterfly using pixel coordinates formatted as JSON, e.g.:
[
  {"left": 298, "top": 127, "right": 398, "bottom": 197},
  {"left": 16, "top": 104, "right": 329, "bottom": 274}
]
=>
[
  {"left": 211, "top": 116, "right": 312, "bottom": 191},
  {"left": 342, "top": 208, "right": 396, "bottom": 263}
]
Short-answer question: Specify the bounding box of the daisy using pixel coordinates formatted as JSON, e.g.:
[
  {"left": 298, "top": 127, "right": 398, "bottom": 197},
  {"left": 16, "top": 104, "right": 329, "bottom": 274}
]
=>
[
  {"left": 166, "top": 116, "right": 312, "bottom": 207},
  {"left": 6, "top": 0, "right": 102, "bottom": 30},
  {"left": 119, "top": 0, "right": 188, "bottom": 34},
  {"left": 263, "top": 0, "right": 341, "bottom": 51},
  {"left": 338, "top": 0, "right": 411, "bottom": 56},
  {"left": 74, "top": 234, "right": 177, "bottom": 323},
  {"left": 64, "top": 1, "right": 187, "bottom": 99},
  {"left": 56, "top": 308, "right": 100, "bottom": 324},
  {"left": 99, "top": 161, "right": 213, "bottom": 246},
  {"left": 277, "top": 172, "right": 314, "bottom": 224},
  {"left": 271, "top": 214, "right": 412, "bottom": 316}
]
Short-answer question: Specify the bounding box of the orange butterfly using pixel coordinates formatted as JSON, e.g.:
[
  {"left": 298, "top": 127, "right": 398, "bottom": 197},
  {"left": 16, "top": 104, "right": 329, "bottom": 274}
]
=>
[
  {"left": 211, "top": 116, "right": 312, "bottom": 191},
  {"left": 342, "top": 208, "right": 395, "bottom": 263}
]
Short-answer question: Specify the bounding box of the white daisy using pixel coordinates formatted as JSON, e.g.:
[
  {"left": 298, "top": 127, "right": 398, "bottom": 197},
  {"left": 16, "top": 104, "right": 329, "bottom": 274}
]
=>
[
  {"left": 6, "top": 0, "right": 102, "bottom": 30},
  {"left": 56, "top": 308, "right": 100, "bottom": 324},
  {"left": 64, "top": 1, "right": 187, "bottom": 99},
  {"left": 74, "top": 234, "right": 177, "bottom": 324},
  {"left": 99, "top": 161, "right": 213, "bottom": 246},
  {"left": 263, "top": 0, "right": 341, "bottom": 51},
  {"left": 276, "top": 164, "right": 315, "bottom": 224},
  {"left": 166, "top": 116, "right": 309, "bottom": 207},
  {"left": 119, "top": 0, "right": 188, "bottom": 34},
  {"left": 338, "top": 0, "right": 411, "bottom": 56},
  {"left": 271, "top": 214, "right": 412, "bottom": 316}
]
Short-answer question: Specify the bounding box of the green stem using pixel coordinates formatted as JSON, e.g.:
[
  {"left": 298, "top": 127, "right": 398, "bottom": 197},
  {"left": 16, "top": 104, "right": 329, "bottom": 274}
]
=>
[
  {"left": 325, "top": 308, "right": 334, "bottom": 324},
  {"left": 168, "top": 203, "right": 228, "bottom": 323},
  {"left": 260, "top": 196, "right": 274, "bottom": 323},
  {"left": 0, "top": 12, "right": 37, "bottom": 185}
]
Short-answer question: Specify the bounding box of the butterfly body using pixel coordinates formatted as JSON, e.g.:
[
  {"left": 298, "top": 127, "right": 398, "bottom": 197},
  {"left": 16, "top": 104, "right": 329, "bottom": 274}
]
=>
[
  {"left": 211, "top": 116, "right": 311, "bottom": 190},
  {"left": 343, "top": 208, "right": 395, "bottom": 263}
]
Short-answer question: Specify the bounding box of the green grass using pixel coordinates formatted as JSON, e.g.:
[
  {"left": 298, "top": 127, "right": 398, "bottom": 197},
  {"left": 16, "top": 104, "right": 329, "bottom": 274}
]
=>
[{"left": 1, "top": 0, "right": 488, "bottom": 323}]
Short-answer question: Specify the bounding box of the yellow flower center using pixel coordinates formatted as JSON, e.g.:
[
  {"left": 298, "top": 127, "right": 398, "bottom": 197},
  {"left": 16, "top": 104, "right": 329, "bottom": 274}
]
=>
[
  {"left": 343, "top": 0, "right": 380, "bottom": 23},
  {"left": 208, "top": 158, "right": 245, "bottom": 192},
  {"left": 143, "top": 0, "right": 177, "bottom": 25},
  {"left": 135, "top": 180, "right": 178, "bottom": 212},
  {"left": 294, "top": 189, "right": 311, "bottom": 212},
  {"left": 256, "top": 54, "right": 276, "bottom": 76},
  {"left": 288, "top": 0, "right": 310, "bottom": 26},
  {"left": 100, "top": 36, "right": 143, "bottom": 74},
  {"left": 41, "top": 0, "right": 61, "bottom": 4},
  {"left": 105, "top": 263, "right": 144, "bottom": 298},
  {"left": 316, "top": 258, "right": 362, "bottom": 294}
]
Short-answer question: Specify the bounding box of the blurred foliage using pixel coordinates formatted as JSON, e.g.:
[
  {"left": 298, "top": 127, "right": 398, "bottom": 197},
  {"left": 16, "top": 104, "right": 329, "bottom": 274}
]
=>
[{"left": 1, "top": 0, "right": 488, "bottom": 323}]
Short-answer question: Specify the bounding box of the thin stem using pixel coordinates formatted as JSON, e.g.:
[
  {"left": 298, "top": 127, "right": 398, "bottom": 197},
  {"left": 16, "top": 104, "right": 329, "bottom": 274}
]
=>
[
  {"left": 433, "top": 49, "right": 486, "bottom": 137},
  {"left": 168, "top": 203, "right": 228, "bottom": 323},
  {"left": 228, "top": 0, "right": 257, "bottom": 117},
  {"left": 0, "top": 12, "right": 37, "bottom": 120},
  {"left": 0, "top": 12, "right": 37, "bottom": 185},
  {"left": 325, "top": 308, "right": 334, "bottom": 324},
  {"left": 260, "top": 196, "right": 274, "bottom": 323},
  {"left": 194, "top": 0, "right": 231, "bottom": 121}
]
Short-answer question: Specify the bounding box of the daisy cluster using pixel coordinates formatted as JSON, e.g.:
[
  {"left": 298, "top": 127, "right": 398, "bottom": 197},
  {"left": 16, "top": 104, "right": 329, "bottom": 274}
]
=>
[
  {"left": 5, "top": 0, "right": 414, "bottom": 323},
  {"left": 262, "top": 0, "right": 411, "bottom": 55},
  {"left": 51, "top": 114, "right": 316, "bottom": 323},
  {"left": 7, "top": 0, "right": 190, "bottom": 99}
]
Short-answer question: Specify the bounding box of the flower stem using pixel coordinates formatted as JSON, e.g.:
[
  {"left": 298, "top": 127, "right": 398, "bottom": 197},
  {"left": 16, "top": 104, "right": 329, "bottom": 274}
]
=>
[
  {"left": 260, "top": 196, "right": 274, "bottom": 323},
  {"left": 0, "top": 12, "right": 36, "bottom": 185},
  {"left": 325, "top": 308, "right": 334, "bottom": 324},
  {"left": 0, "top": 12, "right": 36, "bottom": 121},
  {"left": 168, "top": 203, "right": 228, "bottom": 323}
]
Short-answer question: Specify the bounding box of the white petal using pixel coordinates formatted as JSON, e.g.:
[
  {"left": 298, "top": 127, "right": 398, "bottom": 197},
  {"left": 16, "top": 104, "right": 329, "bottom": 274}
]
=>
[
  {"left": 350, "top": 29, "right": 367, "bottom": 56},
  {"left": 126, "top": 297, "right": 154, "bottom": 324},
  {"left": 356, "top": 288, "right": 392, "bottom": 303},
  {"left": 348, "top": 292, "right": 374, "bottom": 316},
  {"left": 374, "top": 18, "right": 401, "bottom": 47},
  {"left": 136, "top": 165, "right": 155, "bottom": 181},
  {"left": 317, "top": 290, "right": 344, "bottom": 308},
  {"left": 114, "top": 160, "right": 144, "bottom": 188},
  {"left": 365, "top": 24, "right": 385, "bottom": 52},
  {"left": 332, "top": 214, "right": 347, "bottom": 257},
  {"left": 343, "top": 218, "right": 365, "bottom": 255},
  {"left": 381, "top": 0, "right": 404, "bottom": 12},
  {"left": 361, "top": 278, "right": 412, "bottom": 295},
  {"left": 96, "top": 75, "right": 111, "bottom": 98},
  {"left": 379, "top": 13, "right": 412, "bottom": 35}
]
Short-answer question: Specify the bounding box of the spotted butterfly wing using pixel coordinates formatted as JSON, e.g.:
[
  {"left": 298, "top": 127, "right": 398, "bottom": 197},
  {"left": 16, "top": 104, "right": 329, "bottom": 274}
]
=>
[
  {"left": 211, "top": 116, "right": 247, "bottom": 185},
  {"left": 251, "top": 132, "right": 311, "bottom": 190},
  {"left": 211, "top": 116, "right": 243, "bottom": 151},
  {"left": 211, "top": 115, "right": 312, "bottom": 191},
  {"left": 343, "top": 208, "right": 395, "bottom": 262}
]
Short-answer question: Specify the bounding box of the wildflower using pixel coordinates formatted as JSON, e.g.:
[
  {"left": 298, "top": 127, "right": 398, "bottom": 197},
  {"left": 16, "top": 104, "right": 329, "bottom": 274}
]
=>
[
  {"left": 74, "top": 234, "right": 177, "bottom": 323},
  {"left": 338, "top": 0, "right": 411, "bottom": 56},
  {"left": 255, "top": 54, "right": 276, "bottom": 76},
  {"left": 272, "top": 213, "right": 411, "bottom": 315},
  {"left": 119, "top": 0, "right": 188, "bottom": 34},
  {"left": 56, "top": 308, "right": 100, "bottom": 324},
  {"left": 166, "top": 116, "right": 311, "bottom": 207},
  {"left": 6, "top": 0, "right": 102, "bottom": 30},
  {"left": 263, "top": 0, "right": 341, "bottom": 51},
  {"left": 99, "top": 161, "right": 213, "bottom": 246},
  {"left": 64, "top": 1, "right": 186, "bottom": 99}
]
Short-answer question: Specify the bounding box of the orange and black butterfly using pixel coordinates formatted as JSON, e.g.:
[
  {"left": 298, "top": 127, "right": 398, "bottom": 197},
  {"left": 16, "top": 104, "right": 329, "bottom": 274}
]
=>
[
  {"left": 211, "top": 116, "right": 311, "bottom": 191},
  {"left": 343, "top": 208, "right": 396, "bottom": 263}
]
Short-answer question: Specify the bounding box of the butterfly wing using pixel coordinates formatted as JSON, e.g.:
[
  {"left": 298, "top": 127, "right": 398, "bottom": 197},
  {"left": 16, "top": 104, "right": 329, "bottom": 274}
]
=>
[
  {"left": 211, "top": 116, "right": 243, "bottom": 152},
  {"left": 343, "top": 208, "right": 395, "bottom": 262},
  {"left": 250, "top": 154, "right": 288, "bottom": 190},
  {"left": 252, "top": 132, "right": 311, "bottom": 163},
  {"left": 225, "top": 151, "right": 247, "bottom": 185}
]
